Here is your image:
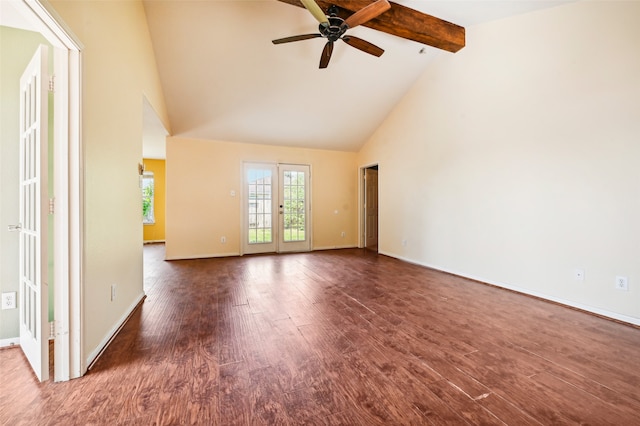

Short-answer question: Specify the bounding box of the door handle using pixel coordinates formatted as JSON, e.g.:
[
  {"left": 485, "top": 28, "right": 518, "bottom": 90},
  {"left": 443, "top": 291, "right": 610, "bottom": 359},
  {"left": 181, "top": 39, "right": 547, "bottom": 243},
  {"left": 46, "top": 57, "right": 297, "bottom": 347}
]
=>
[{"left": 8, "top": 224, "right": 22, "bottom": 232}]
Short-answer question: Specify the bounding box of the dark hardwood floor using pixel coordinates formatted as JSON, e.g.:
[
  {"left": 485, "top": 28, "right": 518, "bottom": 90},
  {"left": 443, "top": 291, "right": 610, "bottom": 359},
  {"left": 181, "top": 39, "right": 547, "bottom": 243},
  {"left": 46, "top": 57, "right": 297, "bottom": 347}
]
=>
[{"left": 2, "top": 244, "right": 640, "bottom": 425}]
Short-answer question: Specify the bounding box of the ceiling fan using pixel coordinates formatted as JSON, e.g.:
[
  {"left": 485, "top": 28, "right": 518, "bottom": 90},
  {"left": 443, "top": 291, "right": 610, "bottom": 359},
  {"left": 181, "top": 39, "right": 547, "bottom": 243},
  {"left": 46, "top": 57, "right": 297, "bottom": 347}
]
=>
[
  {"left": 275, "top": 0, "right": 465, "bottom": 54},
  {"left": 272, "top": 0, "right": 392, "bottom": 69}
]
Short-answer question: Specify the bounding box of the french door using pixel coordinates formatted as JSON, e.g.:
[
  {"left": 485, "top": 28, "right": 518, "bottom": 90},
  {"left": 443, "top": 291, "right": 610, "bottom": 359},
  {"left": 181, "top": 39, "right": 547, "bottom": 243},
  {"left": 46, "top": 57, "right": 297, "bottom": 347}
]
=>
[
  {"left": 243, "top": 162, "right": 311, "bottom": 254},
  {"left": 18, "top": 45, "right": 50, "bottom": 381},
  {"left": 278, "top": 164, "right": 311, "bottom": 253}
]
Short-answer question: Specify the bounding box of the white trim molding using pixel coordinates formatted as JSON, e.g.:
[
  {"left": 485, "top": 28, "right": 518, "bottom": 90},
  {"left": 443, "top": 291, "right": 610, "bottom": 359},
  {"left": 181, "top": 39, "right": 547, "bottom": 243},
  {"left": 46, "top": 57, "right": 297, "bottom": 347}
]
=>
[
  {"left": 383, "top": 251, "right": 640, "bottom": 328},
  {"left": 86, "top": 292, "right": 146, "bottom": 369},
  {"left": 0, "top": 338, "right": 21, "bottom": 348}
]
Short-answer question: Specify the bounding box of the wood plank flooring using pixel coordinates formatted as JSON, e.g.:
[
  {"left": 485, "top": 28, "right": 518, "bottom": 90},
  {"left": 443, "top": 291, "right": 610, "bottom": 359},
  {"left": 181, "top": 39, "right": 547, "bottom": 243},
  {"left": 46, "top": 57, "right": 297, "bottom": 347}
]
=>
[{"left": 1, "top": 244, "right": 640, "bottom": 425}]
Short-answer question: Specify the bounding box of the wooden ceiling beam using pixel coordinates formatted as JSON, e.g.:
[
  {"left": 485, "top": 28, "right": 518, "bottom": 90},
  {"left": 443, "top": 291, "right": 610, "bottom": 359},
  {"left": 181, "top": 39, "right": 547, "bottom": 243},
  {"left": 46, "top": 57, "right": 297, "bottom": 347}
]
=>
[{"left": 275, "top": 0, "right": 465, "bottom": 53}]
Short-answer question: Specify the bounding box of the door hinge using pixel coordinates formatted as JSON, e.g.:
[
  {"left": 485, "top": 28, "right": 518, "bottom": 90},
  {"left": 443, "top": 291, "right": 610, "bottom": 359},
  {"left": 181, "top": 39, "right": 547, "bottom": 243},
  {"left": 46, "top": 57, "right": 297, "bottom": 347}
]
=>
[
  {"left": 49, "top": 197, "right": 55, "bottom": 215},
  {"left": 48, "top": 75, "right": 55, "bottom": 93}
]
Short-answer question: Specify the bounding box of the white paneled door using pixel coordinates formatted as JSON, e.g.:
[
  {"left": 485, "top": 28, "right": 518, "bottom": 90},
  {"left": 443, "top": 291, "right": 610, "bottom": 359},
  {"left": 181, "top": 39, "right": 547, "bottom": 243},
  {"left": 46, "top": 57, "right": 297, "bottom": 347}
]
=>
[
  {"left": 243, "top": 163, "right": 311, "bottom": 254},
  {"left": 18, "top": 45, "right": 50, "bottom": 382}
]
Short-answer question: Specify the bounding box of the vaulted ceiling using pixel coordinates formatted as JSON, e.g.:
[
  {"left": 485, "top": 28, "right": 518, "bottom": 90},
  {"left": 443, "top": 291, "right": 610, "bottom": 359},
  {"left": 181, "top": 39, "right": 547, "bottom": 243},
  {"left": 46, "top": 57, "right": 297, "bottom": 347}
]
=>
[
  {"left": 2, "top": 1, "right": 573, "bottom": 156},
  {"left": 142, "top": 0, "right": 575, "bottom": 154}
]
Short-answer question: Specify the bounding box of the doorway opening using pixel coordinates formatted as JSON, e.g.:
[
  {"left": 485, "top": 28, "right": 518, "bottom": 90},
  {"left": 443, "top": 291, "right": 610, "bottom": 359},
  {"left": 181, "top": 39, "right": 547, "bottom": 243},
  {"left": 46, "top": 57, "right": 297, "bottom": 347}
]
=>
[
  {"left": 242, "top": 162, "right": 312, "bottom": 255},
  {"left": 361, "top": 164, "right": 379, "bottom": 252},
  {"left": 0, "top": 0, "right": 83, "bottom": 382}
]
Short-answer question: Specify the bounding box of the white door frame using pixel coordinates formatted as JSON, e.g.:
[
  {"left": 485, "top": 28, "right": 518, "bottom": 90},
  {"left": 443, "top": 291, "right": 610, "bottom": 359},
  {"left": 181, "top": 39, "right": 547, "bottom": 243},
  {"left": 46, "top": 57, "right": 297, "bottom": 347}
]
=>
[
  {"left": 241, "top": 162, "right": 312, "bottom": 255},
  {"left": 12, "top": 0, "right": 84, "bottom": 381}
]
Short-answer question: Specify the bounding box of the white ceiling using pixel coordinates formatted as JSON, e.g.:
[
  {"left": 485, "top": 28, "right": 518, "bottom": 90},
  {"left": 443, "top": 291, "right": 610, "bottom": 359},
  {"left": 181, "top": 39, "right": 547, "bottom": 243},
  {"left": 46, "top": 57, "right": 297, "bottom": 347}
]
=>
[
  {"left": 2, "top": 0, "right": 575, "bottom": 157},
  {"left": 142, "top": 96, "right": 170, "bottom": 159},
  {"left": 143, "top": 0, "right": 574, "bottom": 153}
]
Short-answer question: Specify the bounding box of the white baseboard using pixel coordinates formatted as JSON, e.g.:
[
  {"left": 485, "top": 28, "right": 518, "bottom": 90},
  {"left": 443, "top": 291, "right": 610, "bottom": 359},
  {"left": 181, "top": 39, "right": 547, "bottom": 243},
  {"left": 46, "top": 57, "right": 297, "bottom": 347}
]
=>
[
  {"left": 143, "top": 240, "right": 165, "bottom": 244},
  {"left": 165, "top": 245, "right": 368, "bottom": 260},
  {"left": 85, "top": 291, "right": 146, "bottom": 368},
  {"left": 0, "top": 337, "right": 20, "bottom": 348},
  {"left": 1, "top": 324, "right": 56, "bottom": 348},
  {"left": 165, "top": 251, "right": 240, "bottom": 261},
  {"left": 381, "top": 250, "right": 640, "bottom": 327},
  {"left": 166, "top": 246, "right": 363, "bottom": 260},
  {"left": 313, "top": 245, "right": 359, "bottom": 251}
]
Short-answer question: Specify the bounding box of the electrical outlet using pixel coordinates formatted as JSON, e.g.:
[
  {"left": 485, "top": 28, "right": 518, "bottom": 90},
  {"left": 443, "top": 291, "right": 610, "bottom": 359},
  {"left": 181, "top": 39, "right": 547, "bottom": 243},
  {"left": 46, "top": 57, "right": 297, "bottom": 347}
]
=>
[
  {"left": 221, "top": 236, "right": 226, "bottom": 244},
  {"left": 615, "top": 276, "right": 628, "bottom": 291},
  {"left": 111, "top": 284, "right": 116, "bottom": 301},
  {"left": 402, "top": 239, "right": 407, "bottom": 247},
  {"left": 2, "top": 292, "right": 17, "bottom": 309},
  {"left": 341, "top": 231, "right": 346, "bottom": 238},
  {"left": 575, "top": 269, "right": 585, "bottom": 281}
]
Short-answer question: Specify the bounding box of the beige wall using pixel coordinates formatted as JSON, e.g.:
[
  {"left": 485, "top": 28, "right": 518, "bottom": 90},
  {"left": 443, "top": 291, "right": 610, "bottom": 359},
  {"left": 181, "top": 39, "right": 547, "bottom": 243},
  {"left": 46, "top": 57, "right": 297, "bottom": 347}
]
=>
[
  {"left": 358, "top": 1, "right": 640, "bottom": 323},
  {"left": 50, "top": 0, "right": 170, "bottom": 361},
  {"left": 166, "top": 137, "right": 358, "bottom": 260},
  {"left": 38, "top": 0, "right": 639, "bottom": 362}
]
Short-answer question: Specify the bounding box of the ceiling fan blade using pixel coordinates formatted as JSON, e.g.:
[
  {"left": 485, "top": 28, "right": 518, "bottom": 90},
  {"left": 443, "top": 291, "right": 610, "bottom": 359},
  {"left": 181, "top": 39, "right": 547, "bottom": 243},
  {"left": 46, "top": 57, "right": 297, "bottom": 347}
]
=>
[
  {"left": 300, "top": 0, "right": 329, "bottom": 27},
  {"left": 342, "top": 36, "right": 384, "bottom": 57},
  {"left": 319, "top": 41, "right": 334, "bottom": 69},
  {"left": 343, "top": 0, "right": 391, "bottom": 29},
  {"left": 272, "top": 33, "right": 323, "bottom": 44}
]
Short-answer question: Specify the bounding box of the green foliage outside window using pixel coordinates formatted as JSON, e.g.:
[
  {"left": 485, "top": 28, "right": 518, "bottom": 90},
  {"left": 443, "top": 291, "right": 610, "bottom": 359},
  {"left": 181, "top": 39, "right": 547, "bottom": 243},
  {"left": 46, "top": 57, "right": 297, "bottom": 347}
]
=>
[
  {"left": 142, "top": 174, "right": 155, "bottom": 224},
  {"left": 283, "top": 171, "right": 305, "bottom": 241}
]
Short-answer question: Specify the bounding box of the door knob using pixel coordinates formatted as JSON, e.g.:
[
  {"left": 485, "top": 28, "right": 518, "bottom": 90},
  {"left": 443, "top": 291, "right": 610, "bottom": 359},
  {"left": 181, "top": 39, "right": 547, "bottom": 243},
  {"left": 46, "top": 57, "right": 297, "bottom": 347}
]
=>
[{"left": 8, "top": 224, "right": 22, "bottom": 232}]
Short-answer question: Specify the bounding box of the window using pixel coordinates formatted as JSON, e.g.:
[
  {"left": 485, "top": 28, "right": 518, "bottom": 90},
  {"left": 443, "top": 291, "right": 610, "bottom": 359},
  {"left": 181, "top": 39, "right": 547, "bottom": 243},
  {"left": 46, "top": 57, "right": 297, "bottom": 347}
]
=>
[
  {"left": 282, "top": 170, "right": 306, "bottom": 242},
  {"left": 247, "top": 168, "right": 273, "bottom": 244},
  {"left": 142, "top": 172, "right": 155, "bottom": 224}
]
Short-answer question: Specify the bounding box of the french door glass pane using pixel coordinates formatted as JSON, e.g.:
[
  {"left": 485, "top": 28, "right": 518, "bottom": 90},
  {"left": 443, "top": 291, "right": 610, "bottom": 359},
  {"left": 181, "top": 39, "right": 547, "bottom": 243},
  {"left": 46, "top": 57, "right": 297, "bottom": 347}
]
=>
[
  {"left": 247, "top": 168, "right": 273, "bottom": 244},
  {"left": 283, "top": 170, "right": 305, "bottom": 242}
]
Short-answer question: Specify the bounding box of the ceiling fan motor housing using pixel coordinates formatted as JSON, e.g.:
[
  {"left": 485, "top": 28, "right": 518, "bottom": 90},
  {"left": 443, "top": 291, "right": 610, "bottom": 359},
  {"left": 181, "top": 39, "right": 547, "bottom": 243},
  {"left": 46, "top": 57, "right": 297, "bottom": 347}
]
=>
[{"left": 320, "top": 16, "right": 347, "bottom": 42}]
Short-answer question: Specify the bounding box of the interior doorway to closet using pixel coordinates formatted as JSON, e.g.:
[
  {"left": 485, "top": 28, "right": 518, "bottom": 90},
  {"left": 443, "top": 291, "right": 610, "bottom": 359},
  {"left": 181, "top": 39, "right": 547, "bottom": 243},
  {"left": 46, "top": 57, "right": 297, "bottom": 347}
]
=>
[{"left": 362, "top": 164, "right": 379, "bottom": 252}]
